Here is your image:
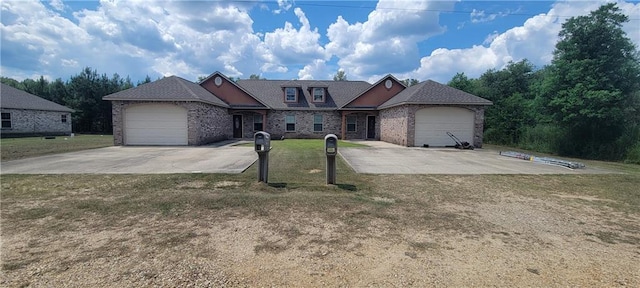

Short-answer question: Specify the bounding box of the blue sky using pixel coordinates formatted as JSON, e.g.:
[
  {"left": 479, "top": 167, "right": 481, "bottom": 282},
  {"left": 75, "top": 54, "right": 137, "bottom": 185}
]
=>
[{"left": 1, "top": 0, "right": 639, "bottom": 84}]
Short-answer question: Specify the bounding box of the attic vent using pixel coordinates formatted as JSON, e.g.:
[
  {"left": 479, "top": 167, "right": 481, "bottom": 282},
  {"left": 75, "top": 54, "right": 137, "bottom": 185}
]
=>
[{"left": 384, "top": 79, "right": 393, "bottom": 89}]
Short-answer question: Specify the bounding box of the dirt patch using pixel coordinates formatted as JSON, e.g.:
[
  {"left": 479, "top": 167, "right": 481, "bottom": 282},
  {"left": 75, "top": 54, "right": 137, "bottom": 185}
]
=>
[
  {"left": 308, "top": 169, "right": 322, "bottom": 174},
  {"left": 1, "top": 174, "right": 639, "bottom": 287},
  {"left": 552, "top": 193, "right": 618, "bottom": 203},
  {"left": 213, "top": 181, "right": 242, "bottom": 188},
  {"left": 371, "top": 196, "right": 395, "bottom": 203}
]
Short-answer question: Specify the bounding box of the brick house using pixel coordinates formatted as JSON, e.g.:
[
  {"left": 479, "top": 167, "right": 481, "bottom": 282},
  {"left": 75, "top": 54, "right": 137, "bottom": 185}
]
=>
[
  {"left": 103, "top": 72, "right": 492, "bottom": 147},
  {"left": 0, "top": 83, "right": 73, "bottom": 137}
]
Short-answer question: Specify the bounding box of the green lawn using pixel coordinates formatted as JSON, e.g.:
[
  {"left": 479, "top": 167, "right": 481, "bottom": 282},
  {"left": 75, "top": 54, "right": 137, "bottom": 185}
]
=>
[
  {"left": 0, "top": 134, "right": 114, "bottom": 161},
  {"left": 251, "top": 139, "right": 368, "bottom": 189}
]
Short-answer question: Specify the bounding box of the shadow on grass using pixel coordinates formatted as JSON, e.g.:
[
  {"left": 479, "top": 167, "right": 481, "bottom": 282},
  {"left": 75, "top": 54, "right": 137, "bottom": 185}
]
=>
[
  {"left": 267, "top": 182, "right": 358, "bottom": 192},
  {"left": 336, "top": 183, "right": 358, "bottom": 191},
  {"left": 268, "top": 182, "right": 288, "bottom": 188}
]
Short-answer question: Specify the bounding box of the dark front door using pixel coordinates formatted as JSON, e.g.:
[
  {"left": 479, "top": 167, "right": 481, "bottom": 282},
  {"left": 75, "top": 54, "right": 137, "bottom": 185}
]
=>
[
  {"left": 367, "top": 116, "right": 376, "bottom": 139},
  {"left": 233, "top": 115, "right": 243, "bottom": 138}
]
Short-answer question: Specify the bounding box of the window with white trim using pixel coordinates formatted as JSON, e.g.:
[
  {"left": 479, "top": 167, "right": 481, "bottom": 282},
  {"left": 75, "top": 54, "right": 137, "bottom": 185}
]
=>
[
  {"left": 285, "top": 87, "right": 297, "bottom": 102},
  {"left": 1, "top": 112, "right": 11, "bottom": 128},
  {"left": 285, "top": 115, "right": 295, "bottom": 132},
  {"left": 253, "top": 114, "right": 263, "bottom": 131},
  {"left": 346, "top": 115, "right": 357, "bottom": 132},
  {"left": 61, "top": 114, "right": 67, "bottom": 123},
  {"left": 313, "top": 114, "right": 323, "bottom": 132},
  {"left": 312, "top": 88, "right": 325, "bottom": 102}
]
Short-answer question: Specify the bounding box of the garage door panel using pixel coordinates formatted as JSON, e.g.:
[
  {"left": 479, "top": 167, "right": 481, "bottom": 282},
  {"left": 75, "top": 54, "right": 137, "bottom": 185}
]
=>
[
  {"left": 415, "top": 107, "right": 474, "bottom": 147},
  {"left": 125, "top": 104, "right": 188, "bottom": 145}
]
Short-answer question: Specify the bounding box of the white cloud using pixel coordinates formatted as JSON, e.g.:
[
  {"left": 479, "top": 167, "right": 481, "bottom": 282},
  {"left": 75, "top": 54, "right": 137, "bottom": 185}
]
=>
[
  {"left": 262, "top": 8, "right": 327, "bottom": 66},
  {"left": 1, "top": 0, "right": 94, "bottom": 77},
  {"left": 0, "top": 0, "right": 274, "bottom": 81},
  {"left": 298, "top": 59, "right": 329, "bottom": 80},
  {"left": 325, "top": 0, "right": 454, "bottom": 79},
  {"left": 483, "top": 31, "right": 500, "bottom": 45},
  {"left": 470, "top": 9, "right": 497, "bottom": 23},
  {"left": 402, "top": 0, "right": 640, "bottom": 83},
  {"left": 470, "top": 8, "right": 516, "bottom": 24},
  {"left": 273, "top": 0, "right": 294, "bottom": 14},
  {"left": 49, "top": 0, "right": 64, "bottom": 11}
]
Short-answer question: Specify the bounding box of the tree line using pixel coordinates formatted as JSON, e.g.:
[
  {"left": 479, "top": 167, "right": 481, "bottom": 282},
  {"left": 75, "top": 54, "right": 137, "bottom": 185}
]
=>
[
  {"left": 1, "top": 68, "right": 153, "bottom": 133},
  {"left": 447, "top": 3, "right": 640, "bottom": 163}
]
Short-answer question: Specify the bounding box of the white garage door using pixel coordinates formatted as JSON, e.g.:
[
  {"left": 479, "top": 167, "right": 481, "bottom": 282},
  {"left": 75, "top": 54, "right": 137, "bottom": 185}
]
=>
[
  {"left": 414, "top": 107, "right": 474, "bottom": 147},
  {"left": 124, "top": 104, "right": 188, "bottom": 145}
]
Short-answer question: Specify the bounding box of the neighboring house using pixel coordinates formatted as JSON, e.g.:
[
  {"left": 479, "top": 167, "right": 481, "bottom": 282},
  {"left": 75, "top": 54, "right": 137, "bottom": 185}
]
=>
[
  {"left": 0, "top": 83, "right": 73, "bottom": 137},
  {"left": 103, "top": 72, "right": 492, "bottom": 147}
]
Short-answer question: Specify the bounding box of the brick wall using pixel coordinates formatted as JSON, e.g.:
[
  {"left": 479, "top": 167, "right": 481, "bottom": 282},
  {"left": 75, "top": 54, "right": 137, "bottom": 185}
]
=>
[
  {"left": 342, "top": 113, "right": 378, "bottom": 140},
  {"left": 265, "top": 110, "right": 342, "bottom": 139},
  {"left": 111, "top": 101, "right": 231, "bottom": 146},
  {"left": 0, "top": 108, "right": 72, "bottom": 136},
  {"left": 379, "top": 105, "right": 409, "bottom": 146},
  {"left": 191, "top": 102, "right": 232, "bottom": 144}
]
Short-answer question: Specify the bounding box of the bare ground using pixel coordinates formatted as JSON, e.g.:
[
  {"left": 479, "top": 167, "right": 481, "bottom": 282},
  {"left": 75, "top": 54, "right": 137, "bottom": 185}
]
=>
[{"left": 1, "top": 174, "right": 639, "bottom": 287}]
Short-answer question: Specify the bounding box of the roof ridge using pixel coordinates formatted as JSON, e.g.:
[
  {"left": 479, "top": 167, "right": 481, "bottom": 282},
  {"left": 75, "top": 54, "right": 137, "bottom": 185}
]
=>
[
  {"left": 406, "top": 81, "right": 430, "bottom": 101},
  {"left": 174, "top": 76, "right": 199, "bottom": 99}
]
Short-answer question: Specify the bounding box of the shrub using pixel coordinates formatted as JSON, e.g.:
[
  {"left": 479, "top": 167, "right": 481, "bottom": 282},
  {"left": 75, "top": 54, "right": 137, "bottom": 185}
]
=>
[
  {"left": 518, "top": 124, "right": 561, "bottom": 154},
  {"left": 624, "top": 142, "right": 640, "bottom": 164}
]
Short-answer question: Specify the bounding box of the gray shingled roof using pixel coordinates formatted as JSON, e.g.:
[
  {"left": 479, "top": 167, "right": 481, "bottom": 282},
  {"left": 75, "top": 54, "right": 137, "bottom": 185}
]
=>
[
  {"left": 236, "top": 79, "right": 372, "bottom": 110},
  {"left": 0, "top": 83, "right": 73, "bottom": 112},
  {"left": 102, "top": 76, "right": 229, "bottom": 107},
  {"left": 378, "top": 80, "right": 492, "bottom": 109}
]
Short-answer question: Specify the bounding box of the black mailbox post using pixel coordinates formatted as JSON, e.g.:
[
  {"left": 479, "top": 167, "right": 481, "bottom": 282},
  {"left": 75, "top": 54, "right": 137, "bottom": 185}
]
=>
[
  {"left": 324, "top": 134, "right": 338, "bottom": 184},
  {"left": 254, "top": 131, "right": 271, "bottom": 183}
]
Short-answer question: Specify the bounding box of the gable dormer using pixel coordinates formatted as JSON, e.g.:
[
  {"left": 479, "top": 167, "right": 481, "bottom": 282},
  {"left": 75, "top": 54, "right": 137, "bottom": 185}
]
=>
[
  {"left": 281, "top": 81, "right": 302, "bottom": 103},
  {"left": 309, "top": 82, "right": 329, "bottom": 103}
]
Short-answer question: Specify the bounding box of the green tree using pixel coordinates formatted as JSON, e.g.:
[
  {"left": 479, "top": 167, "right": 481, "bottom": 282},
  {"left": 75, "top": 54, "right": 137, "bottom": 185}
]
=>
[
  {"left": 1, "top": 76, "right": 25, "bottom": 90},
  {"left": 22, "top": 76, "right": 50, "bottom": 100},
  {"left": 473, "top": 60, "right": 537, "bottom": 145},
  {"left": 48, "top": 78, "right": 68, "bottom": 105},
  {"left": 448, "top": 73, "right": 476, "bottom": 93},
  {"left": 66, "top": 67, "right": 100, "bottom": 133},
  {"left": 401, "top": 78, "right": 419, "bottom": 86},
  {"left": 249, "top": 74, "right": 265, "bottom": 80},
  {"left": 544, "top": 3, "right": 640, "bottom": 159},
  {"left": 333, "top": 69, "right": 347, "bottom": 81},
  {"left": 137, "top": 75, "right": 152, "bottom": 86},
  {"left": 122, "top": 76, "right": 134, "bottom": 90}
]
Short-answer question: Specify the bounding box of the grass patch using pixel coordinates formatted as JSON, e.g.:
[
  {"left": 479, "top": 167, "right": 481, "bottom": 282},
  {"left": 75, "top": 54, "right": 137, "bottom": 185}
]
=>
[{"left": 0, "top": 134, "right": 114, "bottom": 161}]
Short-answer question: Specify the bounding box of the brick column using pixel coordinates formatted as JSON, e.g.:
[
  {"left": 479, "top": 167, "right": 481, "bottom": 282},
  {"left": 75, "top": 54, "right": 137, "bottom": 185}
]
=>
[
  {"left": 262, "top": 111, "right": 267, "bottom": 132},
  {"left": 341, "top": 111, "right": 346, "bottom": 140}
]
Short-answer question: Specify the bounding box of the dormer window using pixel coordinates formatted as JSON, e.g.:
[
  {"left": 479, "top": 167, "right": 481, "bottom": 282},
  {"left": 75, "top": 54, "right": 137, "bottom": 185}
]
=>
[
  {"left": 312, "top": 87, "right": 325, "bottom": 102},
  {"left": 285, "top": 87, "right": 297, "bottom": 102}
]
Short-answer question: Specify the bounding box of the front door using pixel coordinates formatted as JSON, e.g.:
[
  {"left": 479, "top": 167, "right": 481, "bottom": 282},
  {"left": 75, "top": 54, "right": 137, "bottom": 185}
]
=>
[
  {"left": 367, "top": 115, "right": 376, "bottom": 139},
  {"left": 233, "top": 115, "right": 243, "bottom": 138}
]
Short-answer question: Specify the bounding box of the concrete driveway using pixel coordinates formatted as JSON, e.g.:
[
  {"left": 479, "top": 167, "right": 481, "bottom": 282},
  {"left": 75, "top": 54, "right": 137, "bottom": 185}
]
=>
[
  {"left": 339, "top": 141, "right": 611, "bottom": 174},
  {"left": 1, "top": 142, "right": 256, "bottom": 174}
]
